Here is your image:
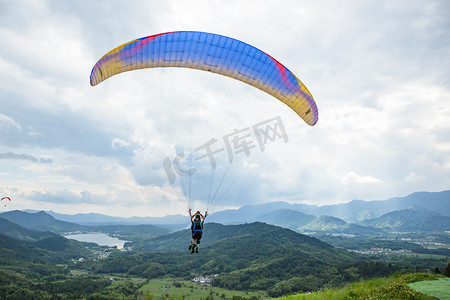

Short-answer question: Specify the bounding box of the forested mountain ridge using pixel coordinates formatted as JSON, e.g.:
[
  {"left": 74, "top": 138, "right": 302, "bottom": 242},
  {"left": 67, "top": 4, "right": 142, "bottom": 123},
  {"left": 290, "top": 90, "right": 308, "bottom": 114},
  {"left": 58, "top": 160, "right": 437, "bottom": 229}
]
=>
[
  {"left": 254, "top": 209, "right": 316, "bottom": 230},
  {"left": 0, "top": 210, "right": 86, "bottom": 233},
  {"left": 0, "top": 232, "right": 50, "bottom": 262},
  {"left": 0, "top": 231, "right": 138, "bottom": 299},
  {"left": 0, "top": 216, "right": 92, "bottom": 262},
  {"left": 91, "top": 222, "right": 403, "bottom": 296},
  {"left": 0, "top": 216, "right": 57, "bottom": 241},
  {"left": 130, "top": 221, "right": 343, "bottom": 253},
  {"left": 298, "top": 215, "right": 382, "bottom": 234},
  {"left": 359, "top": 207, "right": 450, "bottom": 232}
]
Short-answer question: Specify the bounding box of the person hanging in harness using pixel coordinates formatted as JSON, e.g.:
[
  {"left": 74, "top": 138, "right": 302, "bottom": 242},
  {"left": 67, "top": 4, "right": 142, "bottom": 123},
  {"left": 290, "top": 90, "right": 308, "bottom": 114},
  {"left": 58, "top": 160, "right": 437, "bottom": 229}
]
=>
[{"left": 189, "top": 209, "right": 207, "bottom": 253}]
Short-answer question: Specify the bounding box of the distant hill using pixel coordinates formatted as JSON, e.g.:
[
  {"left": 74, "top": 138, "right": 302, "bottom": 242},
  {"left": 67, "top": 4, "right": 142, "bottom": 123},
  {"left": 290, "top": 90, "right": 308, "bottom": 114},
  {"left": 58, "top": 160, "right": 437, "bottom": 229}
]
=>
[
  {"left": 298, "top": 215, "right": 346, "bottom": 232},
  {"left": 0, "top": 216, "right": 57, "bottom": 241},
  {"left": 0, "top": 217, "right": 91, "bottom": 262},
  {"left": 130, "top": 222, "right": 242, "bottom": 252},
  {"left": 0, "top": 210, "right": 86, "bottom": 233},
  {"left": 359, "top": 208, "right": 450, "bottom": 232},
  {"left": 254, "top": 209, "right": 316, "bottom": 230},
  {"left": 307, "top": 191, "right": 450, "bottom": 222},
  {"left": 0, "top": 233, "right": 51, "bottom": 262},
  {"left": 130, "top": 221, "right": 358, "bottom": 253},
  {"left": 0, "top": 231, "right": 90, "bottom": 264},
  {"left": 298, "top": 215, "right": 382, "bottom": 235},
  {"left": 207, "top": 201, "right": 301, "bottom": 224}
]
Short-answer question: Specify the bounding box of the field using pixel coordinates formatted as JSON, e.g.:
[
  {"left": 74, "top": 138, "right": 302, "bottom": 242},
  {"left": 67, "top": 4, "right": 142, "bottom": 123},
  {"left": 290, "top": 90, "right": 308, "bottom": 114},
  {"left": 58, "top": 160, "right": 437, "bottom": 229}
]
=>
[
  {"left": 408, "top": 278, "right": 450, "bottom": 300},
  {"left": 138, "top": 278, "right": 267, "bottom": 299}
]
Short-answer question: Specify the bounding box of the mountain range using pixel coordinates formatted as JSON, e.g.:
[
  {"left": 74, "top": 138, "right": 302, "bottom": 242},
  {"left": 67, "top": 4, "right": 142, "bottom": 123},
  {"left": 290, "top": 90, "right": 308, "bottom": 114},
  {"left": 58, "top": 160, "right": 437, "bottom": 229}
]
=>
[
  {"left": 208, "top": 190, "right": 450, "bottom": 224},
  {"left": 18, "top": 190, "right": 450, "bottom": 227},
  {"left": 2, "top": 208, "right": 449, "bottom": 239},
  {"left": 1, "top": 190, "right": 448, "bottom": 236},
  {"left": 358, "top": 207, "right": 450, "bottom": 232}
]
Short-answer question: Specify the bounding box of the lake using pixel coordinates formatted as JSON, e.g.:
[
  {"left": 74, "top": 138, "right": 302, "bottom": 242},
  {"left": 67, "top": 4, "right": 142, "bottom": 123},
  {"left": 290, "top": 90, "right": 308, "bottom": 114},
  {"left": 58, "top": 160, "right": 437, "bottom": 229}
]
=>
[{"left": 64, "top": 233, "right": 129, "bottom": 249}]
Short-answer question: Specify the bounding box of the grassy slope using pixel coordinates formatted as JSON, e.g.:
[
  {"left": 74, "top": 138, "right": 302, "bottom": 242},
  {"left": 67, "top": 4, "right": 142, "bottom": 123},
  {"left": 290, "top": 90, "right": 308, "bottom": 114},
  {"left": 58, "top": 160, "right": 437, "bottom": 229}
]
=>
[
  {"left": 273, "top": 273, "right": 445, "bottom": 300},
  {"left": 408, "top": 277, "right": 450, "bottom": 300}
]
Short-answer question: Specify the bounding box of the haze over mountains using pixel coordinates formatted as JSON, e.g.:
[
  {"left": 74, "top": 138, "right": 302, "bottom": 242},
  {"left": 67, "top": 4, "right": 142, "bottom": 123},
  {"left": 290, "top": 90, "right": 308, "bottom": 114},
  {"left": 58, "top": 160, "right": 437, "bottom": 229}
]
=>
[
  {"left": 20, "top": 190, "right": 450, "bottom": 227},
  {"left": 208, "top": 190, "right": 450, "bottom": 224},
  {"left": 2, "top": 190, "right": 449, "bottom": 234}
]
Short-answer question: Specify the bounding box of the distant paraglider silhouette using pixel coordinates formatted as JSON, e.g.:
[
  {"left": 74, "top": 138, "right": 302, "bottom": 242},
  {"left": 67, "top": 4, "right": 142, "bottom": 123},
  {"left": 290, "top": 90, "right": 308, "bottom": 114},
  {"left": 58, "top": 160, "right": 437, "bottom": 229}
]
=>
[{"left": 1, "top": 197, "right": 11, "bottom": 207}]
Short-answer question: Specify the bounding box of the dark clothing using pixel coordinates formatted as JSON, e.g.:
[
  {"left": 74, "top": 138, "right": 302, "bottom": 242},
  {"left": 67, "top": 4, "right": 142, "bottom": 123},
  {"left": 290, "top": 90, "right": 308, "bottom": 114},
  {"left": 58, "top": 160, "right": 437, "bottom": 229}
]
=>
[
  {"left": 191, "top": 219, "right": 204, "bottom": 242},
  {"left": 189, "top": 211, "right": 207, "bottom": 253}
]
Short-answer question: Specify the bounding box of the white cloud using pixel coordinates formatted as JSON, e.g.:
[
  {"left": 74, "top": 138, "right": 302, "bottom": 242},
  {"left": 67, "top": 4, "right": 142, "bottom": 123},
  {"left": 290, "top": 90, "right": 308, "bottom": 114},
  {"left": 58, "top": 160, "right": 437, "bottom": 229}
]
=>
[
  {"left": 341, "top": 172, "right": 382, "bottom": 184},
  {"left": 404, "top": 172, "right": 425, "bottom": 182},
  {"left": 0, "top": 113, "right": 22, "bottom": 130},
  {"left": 0, "top": 152, "right": 52, "bottom": 164}
]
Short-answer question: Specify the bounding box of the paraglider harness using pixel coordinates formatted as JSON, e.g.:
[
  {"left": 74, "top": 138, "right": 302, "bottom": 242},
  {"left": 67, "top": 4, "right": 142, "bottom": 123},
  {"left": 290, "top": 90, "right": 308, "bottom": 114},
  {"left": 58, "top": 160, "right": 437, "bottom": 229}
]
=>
[
  {"left": 192, "top": 220, "right": 203, "bottom": 238},
  {"left": 190, "top": 210, "right": 207, "bottom": 242}
]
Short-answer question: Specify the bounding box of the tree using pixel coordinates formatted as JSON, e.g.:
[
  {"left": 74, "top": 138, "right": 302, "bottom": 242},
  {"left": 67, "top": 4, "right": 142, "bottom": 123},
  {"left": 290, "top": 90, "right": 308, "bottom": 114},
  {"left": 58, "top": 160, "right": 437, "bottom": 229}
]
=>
[
  {"left": 444, "top": 263, "right": 450, "bottom": 277},
  {"left": 143, "top": 291, "right": 155, "bottom": 300}
]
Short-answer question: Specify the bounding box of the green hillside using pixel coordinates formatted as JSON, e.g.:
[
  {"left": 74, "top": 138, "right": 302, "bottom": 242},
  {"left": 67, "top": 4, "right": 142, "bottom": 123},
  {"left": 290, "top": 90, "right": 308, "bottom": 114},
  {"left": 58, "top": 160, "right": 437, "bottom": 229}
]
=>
[
  {"left": 130, "top": 222, "right": 346, "bottom": 253},
  {"left": 0, "top": 210, "right": 86, "bottom": 233},
  {"left": 86, "top": 222, "right": 407, "bottom": 296},
  {"left": 0, "top": 217, "right": 91, "bottom": 262},
  {"left": 298, "top": 215, "right": 381, "bottom": 234},
  {"left": 130, "top": 222, "right": 242, "bottom": 252},
  {"left": 255, "top": 209, "right": 316, "bottom": 230},
  {"left": 0, "top": 216, "right": 56, "bottom": 241},
  {"left": 273, "top": 273, "right": 445, "bottom": 300},
  {"left": 0, "top": 233, "right": 51, "bottom": 263},
  {"left": 299, "top": 215, "right": 346, "bottom": 231},
  {"left": 0, "top": 228, "right": 143, "bottom": 298},
  {"left": 359, "top": 208, "right": 450, "bottom": 232}
]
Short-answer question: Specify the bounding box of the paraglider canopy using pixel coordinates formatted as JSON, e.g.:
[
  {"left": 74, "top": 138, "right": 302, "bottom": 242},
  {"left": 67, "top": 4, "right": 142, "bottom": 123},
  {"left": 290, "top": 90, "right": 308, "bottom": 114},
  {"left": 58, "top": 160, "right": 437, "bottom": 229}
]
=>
[
  {"left": 90, "top": 31, "right": 318, "bottom": 126},
  {"left": 1, "top": 197, "right": 11, "bottom": 207}
]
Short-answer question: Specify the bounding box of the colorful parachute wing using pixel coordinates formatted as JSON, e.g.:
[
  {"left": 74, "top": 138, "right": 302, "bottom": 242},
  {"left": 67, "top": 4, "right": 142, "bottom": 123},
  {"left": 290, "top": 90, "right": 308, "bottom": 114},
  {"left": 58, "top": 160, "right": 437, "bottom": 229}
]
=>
[
  {"left": 1, "top": 197, "right": 10, "bottom": 201},
  {"left": 90, "top": 31, "right": 318, "bottom": 126}
]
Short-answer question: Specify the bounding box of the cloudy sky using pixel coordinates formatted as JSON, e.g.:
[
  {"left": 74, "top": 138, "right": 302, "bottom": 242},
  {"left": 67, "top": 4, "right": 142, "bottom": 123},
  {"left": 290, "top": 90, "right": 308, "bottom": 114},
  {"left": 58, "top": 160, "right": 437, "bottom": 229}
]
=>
[{"left": 1, "top": 0, "right": 449, "bottom": 217}]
